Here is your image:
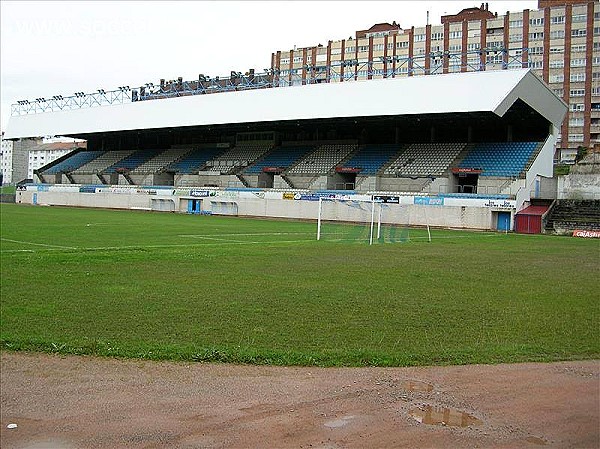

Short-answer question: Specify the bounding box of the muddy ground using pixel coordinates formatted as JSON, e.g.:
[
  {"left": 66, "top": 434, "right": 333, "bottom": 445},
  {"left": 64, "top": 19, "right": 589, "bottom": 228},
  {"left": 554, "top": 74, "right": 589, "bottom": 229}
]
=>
[{"left": 1, "top": 352, "right": 598, "bottom": 448}]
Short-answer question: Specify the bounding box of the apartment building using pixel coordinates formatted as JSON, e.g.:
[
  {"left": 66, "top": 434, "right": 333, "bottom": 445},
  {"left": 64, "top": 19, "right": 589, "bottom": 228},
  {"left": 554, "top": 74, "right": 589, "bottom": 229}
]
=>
[
  {"left": 1, "top": 135, "right": 85, "bottom": 184},
  {"left": 1, "top": 133, "right": 14, "bottom": 184},
  {"left": 270, "top": 0, "right": 599, "bottom": 162}
]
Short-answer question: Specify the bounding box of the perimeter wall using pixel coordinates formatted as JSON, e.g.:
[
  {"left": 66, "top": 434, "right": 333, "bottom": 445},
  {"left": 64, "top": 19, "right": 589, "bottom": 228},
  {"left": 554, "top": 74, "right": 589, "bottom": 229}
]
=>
[{"left": 15, "top": 185, "right": 517, "bottom": 231}]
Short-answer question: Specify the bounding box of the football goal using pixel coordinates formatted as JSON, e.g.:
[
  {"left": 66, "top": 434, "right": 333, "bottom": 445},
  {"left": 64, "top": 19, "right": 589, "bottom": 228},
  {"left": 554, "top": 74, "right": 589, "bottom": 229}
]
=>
[{"left": 316, "top": 197, "right": 431, "bottom": 244}]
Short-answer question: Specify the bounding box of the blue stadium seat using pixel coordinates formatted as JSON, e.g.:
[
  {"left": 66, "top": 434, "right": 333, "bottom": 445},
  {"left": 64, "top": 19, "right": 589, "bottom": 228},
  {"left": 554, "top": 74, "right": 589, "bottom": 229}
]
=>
[
  {"left": 165, "top": 147, "right": 227, "bottom": 174},
  {"left": 458, "top": 142, "right": 540, "bottom": 177},
  {"left": 43, "top": 150, "right": 106, "bottom": 174},
  {"left": 340, "top": 144, "right": 400, "bottom": 175},
  {"left": 104, "top": 149, "right": 163, "bottom": 173},
  {"left": 244, "top": 145, "right": 315, "bottom": 174}
]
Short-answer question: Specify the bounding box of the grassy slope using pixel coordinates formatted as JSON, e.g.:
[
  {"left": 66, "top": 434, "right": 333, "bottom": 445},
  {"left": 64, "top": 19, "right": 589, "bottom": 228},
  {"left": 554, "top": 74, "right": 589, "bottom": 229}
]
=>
[{"left": 1, "top": 204, "right": 598, "bottom": 366}]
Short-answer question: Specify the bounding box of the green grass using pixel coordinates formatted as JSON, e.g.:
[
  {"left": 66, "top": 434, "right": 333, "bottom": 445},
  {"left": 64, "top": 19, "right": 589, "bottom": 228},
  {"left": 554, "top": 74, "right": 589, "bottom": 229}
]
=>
[
  {"left": 1, "top": 203, "right": 599, "bottom": 367},
  {"left": 0, "top": 185, "right": 16, "bottom": 194}
]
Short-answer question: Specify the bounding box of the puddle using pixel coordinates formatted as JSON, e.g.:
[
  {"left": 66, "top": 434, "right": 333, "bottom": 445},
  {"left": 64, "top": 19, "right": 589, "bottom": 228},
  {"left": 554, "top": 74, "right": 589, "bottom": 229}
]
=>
[
  {"left": 525, "top": 436, "right": 547, "bottom": 445},
  {"left": 324, "top": 415, "right": 355, "bottom": 428},
  {"left": 402, "top": 380, "right": 433, "bottom": 392},
  {"left": 409, "top": 405, "right": 482, "bottom": 427}
]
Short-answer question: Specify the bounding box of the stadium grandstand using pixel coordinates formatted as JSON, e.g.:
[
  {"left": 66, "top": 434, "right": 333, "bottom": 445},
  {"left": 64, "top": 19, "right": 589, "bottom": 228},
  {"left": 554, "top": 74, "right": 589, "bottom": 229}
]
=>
[{"left": 5, "top": 66, "right": 568, "bottom": 232}]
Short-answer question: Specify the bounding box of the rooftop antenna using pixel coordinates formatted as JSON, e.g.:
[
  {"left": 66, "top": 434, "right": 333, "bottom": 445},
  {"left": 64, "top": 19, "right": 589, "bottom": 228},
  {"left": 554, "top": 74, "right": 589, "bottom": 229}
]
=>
[{"left": 426, "top": 10, "right": 429, "bottom": 26}]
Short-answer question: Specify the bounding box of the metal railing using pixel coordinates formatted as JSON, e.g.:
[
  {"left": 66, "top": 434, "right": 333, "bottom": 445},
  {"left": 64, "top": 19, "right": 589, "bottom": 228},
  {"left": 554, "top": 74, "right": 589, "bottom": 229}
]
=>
[{"left": 10, "top": 47, "right": 530, "bottom": 116}]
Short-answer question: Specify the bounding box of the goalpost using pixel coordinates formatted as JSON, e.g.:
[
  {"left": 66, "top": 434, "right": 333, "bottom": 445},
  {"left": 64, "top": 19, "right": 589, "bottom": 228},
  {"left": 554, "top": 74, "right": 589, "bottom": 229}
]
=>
[
  {"left": 317, "top": 197, "right": 431, "bottom": 244},
  {"left": 317, "top": 197, "right": 379, "bottom": 244}
]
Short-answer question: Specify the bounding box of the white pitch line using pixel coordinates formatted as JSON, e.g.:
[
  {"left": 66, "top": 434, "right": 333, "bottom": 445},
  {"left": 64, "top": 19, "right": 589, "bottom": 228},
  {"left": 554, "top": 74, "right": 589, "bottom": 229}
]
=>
[
  {"left": 0, "top": 238, "right": 77, "bottom": 250},
  {"left": 178, "top": 232, "right": 312, "bottom": 238},
  {"left": 0, "top": 239, "right": 315, "bottom": 254}
]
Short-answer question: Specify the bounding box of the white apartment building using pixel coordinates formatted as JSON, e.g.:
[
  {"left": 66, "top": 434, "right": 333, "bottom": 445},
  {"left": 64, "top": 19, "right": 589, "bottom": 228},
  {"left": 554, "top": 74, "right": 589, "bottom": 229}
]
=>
[
  {"left": 1, "top": 134, "right": 14, "bottom": 184},
  {"left": 1, "top": 135, "right": 85, "bottom": 184},
  {"left": 271, "top": 0, "right": 599, "bottom": 161}
]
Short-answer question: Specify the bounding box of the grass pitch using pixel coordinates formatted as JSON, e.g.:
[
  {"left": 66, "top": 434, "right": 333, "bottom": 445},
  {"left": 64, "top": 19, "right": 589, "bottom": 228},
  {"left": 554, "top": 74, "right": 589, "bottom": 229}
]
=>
[{"left": 1, "top": 203, "right": 598, "bottom": 366}]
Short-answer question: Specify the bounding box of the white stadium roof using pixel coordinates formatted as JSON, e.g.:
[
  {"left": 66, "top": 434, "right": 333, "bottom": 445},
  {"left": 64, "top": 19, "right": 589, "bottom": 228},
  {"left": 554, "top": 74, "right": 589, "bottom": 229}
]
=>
[{"left": 5, "top": 69, "right": 567, "bottom": 139}]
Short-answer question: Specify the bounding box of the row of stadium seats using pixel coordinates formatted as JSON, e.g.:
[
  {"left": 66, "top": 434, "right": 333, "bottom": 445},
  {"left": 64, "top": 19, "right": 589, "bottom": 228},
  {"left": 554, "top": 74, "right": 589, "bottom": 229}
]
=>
[
  {"left": 340, "top": 144, "right": 402, "bottom": 175},
  {"left": 104, "top": 149, "right": 164, "bottom": 174},
  {"left": 165, "top": 146, "right": 227, "bottom": 173},
  {"left": 131, "top": 148, "right": 191, "bottom": 174},
  {"left": 40, "top": 141, "right": 543, "bottom": 179},
  {"left": 287, "top": 144, "right": 357, "bottom": 175},
  {"left": 43, "top": 150, "right": 106, "bottom": 175},
  {"left": 244, "top": 145, "right": 315, "bottom": 174},
  {"left": 384, "top": 143, "right": 466, "bottom": 177},
  {"left": 74, "top": 150, "right": 136, "bottom": 174},
  {"left": 458, "top": 142, "right": 540, "bottom": 177},
  {"left": 203, "top": 144, "right": 272, "bottom": 174}
]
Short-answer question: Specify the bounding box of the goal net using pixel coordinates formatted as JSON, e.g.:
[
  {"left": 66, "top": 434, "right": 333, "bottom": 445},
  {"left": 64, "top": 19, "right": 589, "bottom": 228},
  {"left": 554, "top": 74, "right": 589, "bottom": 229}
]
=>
[{"left": 317, "top": 197, "right": 431, "bottom": 244}]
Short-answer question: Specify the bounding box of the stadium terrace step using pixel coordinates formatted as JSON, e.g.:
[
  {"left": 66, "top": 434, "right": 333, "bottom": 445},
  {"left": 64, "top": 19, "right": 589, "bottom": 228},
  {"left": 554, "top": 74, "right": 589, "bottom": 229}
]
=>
[{"left": 545, "top": 200, "right": 600, "bottom": 233}]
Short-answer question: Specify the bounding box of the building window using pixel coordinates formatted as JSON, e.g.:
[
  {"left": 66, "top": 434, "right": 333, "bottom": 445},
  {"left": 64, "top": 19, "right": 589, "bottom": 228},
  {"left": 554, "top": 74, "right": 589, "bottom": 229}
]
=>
[
  {"left": 569, "top": 118, "right": 584, "bottom": 127},
  {"left": 529, "top": 32, "right": 544, "bottom": 41},
  {"left": 550, "top": 74, "right": 564, "bottom": 83},
  {"left": 486, "top": 53, "right": 504, "bottom": 64},
  {"left": 509, "top": 33, "right": 523, "bottom": 42},
  {"left": 571, "top": 58, "right": 586, "bottom": 67},
  {"left": 570, "top": 73, "right": 586, "bottom": 82},
  {"left": 553, "top": 88, "right": 564, "bottom": 96},
  {"left": 448, "top": 44, "right": 461, "bottom": 52},
  {"left": 280, "top": 58, "right": 290, "bottom": 65},
  {"left": 571, "top": 44, "right": 586, "bottom": 53},
  {"left": 449, "top": 30, "right": 462, "bottom": 39},
  {"left": 549, "top": 47, "right": 564, "bottom": 54},
  {"left": 529, "top": 17, "right": 544, "bottom": 26},
  {"left": 550, "top": 16, "right": 565, "bottom": 24},
  {"left": 373, "top": 44, "right": 384, "bottom": 52},
  {"left": 358, "top": 45, "right": 369, "bottom": 52},
  {"left": 549, "top": 60, "right": 565, "bottom": 68},
  {"left": 509, "top": 19, "right": 523, "bottom": 28},
  {"left": 571, "top": 29, "right": 586, "bottom": 37},
  {"left": 467, "top": 43, "right": 479, "bottom": 51},
  {"left": 570, "top": 89, "right": 586, "bottom": 97},
  {"left": 570, "top": 103, "right": 585, "bottom": 111},
  {"left": 431, "top": 32, "right": 443, "bottom": 41},
  {"left": 594, "top": 57, "right": 600, "bottom": 66},
  {"left": 550, "top": 30, "right": 565, "bottom": 39},
  {"left": 572, "top": 14, "right": 587, "bottom": 23},
  {"left": 592, "top": 87, "right": 600, "bottom": 96},
  {"left": 414, "top": 34, "right": 426, "bottom": 42},
  {"left": 593, "top": 72, "right": 600, "bottom": 80},
  {"left": 570, "top": 134, "right": 584, "bottom": 142},
  {"left": 529, "top": 59, "right": 543, "bottom": 69},
  {"left": 345, "top": 46, "right": 355, "bottom": 53},
  {"left": 293, "top": 56, "right": 302, "bottom": 63},
  {"left": 529, "top": 46, "right": 544, "bottom": 55},
  {"left": 396, "top": 41, "right": 408, "bottom": 49}
]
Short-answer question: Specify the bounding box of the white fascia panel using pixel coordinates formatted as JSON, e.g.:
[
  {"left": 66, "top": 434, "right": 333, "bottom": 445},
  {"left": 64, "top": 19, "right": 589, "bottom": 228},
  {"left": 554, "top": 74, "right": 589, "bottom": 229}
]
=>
[{"left": 493, "top": 70, "right": 568, "bottom": 128}]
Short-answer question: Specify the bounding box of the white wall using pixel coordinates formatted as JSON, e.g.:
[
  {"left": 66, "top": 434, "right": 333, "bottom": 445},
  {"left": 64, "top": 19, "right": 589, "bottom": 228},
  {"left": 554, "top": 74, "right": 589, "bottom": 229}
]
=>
[{"left": 15, "top": 184, "right": 517, "bottom": 231}]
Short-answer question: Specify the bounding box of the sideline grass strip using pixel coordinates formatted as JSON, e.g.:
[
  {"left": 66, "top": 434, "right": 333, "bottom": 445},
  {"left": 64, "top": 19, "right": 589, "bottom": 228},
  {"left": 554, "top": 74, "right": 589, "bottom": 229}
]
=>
[{"left": 1, "top": 204, "right": 599, "bottom": 366}]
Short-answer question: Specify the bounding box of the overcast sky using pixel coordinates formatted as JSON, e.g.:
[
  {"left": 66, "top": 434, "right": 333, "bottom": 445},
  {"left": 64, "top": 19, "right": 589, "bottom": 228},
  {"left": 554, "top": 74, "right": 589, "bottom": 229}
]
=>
[{"left": 1, "top": 0, "right": 537, "bottom": 132}]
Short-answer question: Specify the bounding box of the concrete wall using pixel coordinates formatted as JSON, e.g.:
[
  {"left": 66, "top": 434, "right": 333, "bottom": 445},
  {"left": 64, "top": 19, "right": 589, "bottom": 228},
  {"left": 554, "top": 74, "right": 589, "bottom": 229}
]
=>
[
  {"left": 558, "top": 174, "right": 600, "bottom": 200},
  {"left": 14, "top": 184, "right": 516, "bottom": 231}
]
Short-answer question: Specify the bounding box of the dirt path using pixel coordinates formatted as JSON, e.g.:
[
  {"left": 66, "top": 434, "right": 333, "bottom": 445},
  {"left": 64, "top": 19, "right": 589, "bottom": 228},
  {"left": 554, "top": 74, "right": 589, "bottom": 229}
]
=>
[{"left": 1, "top": 352, "right": 598, "bottom": 448}]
